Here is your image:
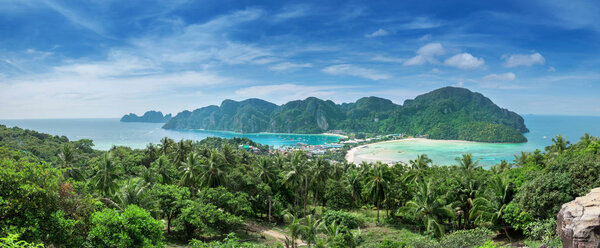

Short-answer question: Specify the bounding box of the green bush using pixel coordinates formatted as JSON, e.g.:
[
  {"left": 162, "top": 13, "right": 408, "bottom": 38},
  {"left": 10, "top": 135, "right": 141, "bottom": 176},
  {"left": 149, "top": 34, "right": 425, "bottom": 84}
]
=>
[
  {"left": 438, "top": 228, "right": 494, "bottom": 248},
  {"left": 189, "top": 233, "right": 266, "bottom": 248},
  {"left": 523, "top": 219, "right": 562, "bottom": 247},
  {"left": 0, "top": 234, "right": 44, "bottom": 248},
  {"left": 86, "top": 205, "right": 164, "bottom": 248},
  {"left": 322, "top": 210, "right": 361, "bottom": 229},
  {"left": 324, "top": 180, "right": 355, "bottom": 210},
  {"left": 477, "top": 240, "right": 499, "bottom": 248}
]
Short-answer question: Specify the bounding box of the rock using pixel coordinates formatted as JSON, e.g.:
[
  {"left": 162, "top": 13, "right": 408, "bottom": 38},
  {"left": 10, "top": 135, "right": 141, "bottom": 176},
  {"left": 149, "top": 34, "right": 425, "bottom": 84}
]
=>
[{"left": 557, "top": 187, "right": 600, "bottom": 248}]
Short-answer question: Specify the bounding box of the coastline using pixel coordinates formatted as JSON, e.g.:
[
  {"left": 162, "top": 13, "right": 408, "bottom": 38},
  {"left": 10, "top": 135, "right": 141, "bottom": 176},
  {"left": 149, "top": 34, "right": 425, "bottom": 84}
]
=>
[
  {"left": 166, "top": 127, "right": 347, "bottom": 139},
  {"left": 345, "top": 138, "right": 482, "bottom": 164}
]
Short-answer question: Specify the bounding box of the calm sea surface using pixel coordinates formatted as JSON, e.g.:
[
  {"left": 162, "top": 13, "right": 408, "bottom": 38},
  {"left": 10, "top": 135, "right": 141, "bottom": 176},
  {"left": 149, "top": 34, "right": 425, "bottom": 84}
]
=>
[
  {"left": 0, "top": 118, "right": 340, "bottom": 150},
  {"left": 1, "top": 115, "right": 599, "bottom": 167}
]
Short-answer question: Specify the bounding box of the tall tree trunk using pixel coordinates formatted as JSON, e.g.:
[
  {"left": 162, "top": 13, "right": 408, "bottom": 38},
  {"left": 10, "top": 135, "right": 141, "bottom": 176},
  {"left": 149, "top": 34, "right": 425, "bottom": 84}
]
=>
[
  {"left": 376, "top": 200, "right": 380, "bottom": 225},
  {"left": 268, "top": 196, "right": 272, "bottom": 222},
  {"left": 167, "top": 217, "right": 171, "bottom": 234},
  {"left": 303, "top": 175, "right": 308, "bottom": 217}
]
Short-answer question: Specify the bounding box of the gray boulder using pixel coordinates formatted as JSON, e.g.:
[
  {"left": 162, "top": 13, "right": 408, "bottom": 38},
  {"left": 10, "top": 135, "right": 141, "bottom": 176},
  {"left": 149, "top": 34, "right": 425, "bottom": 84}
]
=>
[{"left": 557, "top": 187, "right": 600, "bottom": 248}]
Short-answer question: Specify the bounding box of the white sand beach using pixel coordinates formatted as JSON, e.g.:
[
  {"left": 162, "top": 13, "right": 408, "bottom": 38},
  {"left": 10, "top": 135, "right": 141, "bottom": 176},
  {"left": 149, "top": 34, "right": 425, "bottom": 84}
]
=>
[{"left": 345, "top": 138, "right": 481, "bottom": 164}]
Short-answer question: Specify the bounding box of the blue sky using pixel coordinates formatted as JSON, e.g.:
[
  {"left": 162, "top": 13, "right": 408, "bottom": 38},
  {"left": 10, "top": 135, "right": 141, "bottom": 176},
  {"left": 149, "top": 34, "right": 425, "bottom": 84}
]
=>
[{"left": 1, "top": 0, "right": 599, "bottom": 118}]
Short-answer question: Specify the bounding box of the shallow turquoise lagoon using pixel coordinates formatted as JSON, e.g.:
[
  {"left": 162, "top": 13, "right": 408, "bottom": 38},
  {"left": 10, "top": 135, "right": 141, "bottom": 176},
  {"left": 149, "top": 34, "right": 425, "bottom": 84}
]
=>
[{"left": 352, "top": 115, "right": 600, "bottom": 167}]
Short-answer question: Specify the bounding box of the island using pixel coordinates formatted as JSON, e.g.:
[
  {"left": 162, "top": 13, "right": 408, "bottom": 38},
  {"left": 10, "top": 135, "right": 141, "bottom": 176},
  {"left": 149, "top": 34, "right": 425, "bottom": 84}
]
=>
[
  {"left": 161, "top": 87, "right": 528, "bottom": 143},
  {"left": 120, "top": 111, "right": 172, "bottom": 123}
]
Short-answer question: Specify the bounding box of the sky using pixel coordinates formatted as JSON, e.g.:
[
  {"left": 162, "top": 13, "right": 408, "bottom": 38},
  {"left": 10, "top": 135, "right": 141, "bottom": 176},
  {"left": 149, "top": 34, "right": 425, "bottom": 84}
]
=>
[{"left": 0, "top": 0, "right": 599, "bottom": 118}]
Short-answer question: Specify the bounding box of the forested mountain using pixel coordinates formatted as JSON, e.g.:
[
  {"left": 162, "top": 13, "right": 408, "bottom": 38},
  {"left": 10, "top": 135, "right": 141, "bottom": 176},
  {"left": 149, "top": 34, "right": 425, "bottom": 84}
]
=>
[
  {"left": 163, "top": 87, "right": 528, "bottom": 143},
  {"left": 120, "top": 111, "right": 172, "bottom": 123}
]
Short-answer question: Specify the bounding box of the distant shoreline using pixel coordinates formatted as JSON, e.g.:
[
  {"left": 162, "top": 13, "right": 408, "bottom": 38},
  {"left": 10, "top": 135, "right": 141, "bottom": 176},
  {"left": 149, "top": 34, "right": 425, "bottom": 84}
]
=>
[
  {"left": 170, "top": 128, "right": 347, "bottom": 139},
  {"left": 345, "top": 138, "right": 481, "bottom": 164}
]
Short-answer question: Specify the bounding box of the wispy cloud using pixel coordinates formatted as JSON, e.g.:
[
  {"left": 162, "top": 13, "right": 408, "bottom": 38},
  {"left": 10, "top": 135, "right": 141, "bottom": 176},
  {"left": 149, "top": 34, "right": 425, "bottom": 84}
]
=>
[
  {"left": 482, "top": 72, "right": 516, "bottom": 81},
  {"left": 399, "top": 17, "right": 444, "bottom": 30},
  {"left": 372, "top": 55, "right": 404, "bottom": 63},
  {"left": 322, "top": 64, "right": 390, "bottom": 80},
  {"left": 234, "top": 83, "right": 353, "bottom": 104},
  {"left": 365, "top": 28, "right": 390, "bottom": 38},
  {"left": 268, "top": 62, "right": 312, "bottom": 71},
  {"left": 503, "top": 52, "right": 545, "bottom": 67},
  {"left": 273, "top": 5, "right": 310, "bottom": 22}
]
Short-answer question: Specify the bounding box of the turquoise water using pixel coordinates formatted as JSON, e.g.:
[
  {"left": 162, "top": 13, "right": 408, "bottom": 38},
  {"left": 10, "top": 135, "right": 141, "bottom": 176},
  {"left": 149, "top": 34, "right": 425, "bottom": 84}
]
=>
[
  {"left": 352, "top": 115, "right": 600, "bottom": 167},
  {"left": 0, "top": 118, "right": 340, "bottom": 150},
  {"left": 1, "top": 115, "right": 599, "bottom": 166}
]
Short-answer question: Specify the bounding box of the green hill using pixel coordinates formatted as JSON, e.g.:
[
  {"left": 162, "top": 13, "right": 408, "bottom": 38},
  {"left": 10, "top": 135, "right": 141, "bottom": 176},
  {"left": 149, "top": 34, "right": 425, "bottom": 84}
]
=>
[{"left": 162, "top": 87, "right": 528, "bottom": 143}]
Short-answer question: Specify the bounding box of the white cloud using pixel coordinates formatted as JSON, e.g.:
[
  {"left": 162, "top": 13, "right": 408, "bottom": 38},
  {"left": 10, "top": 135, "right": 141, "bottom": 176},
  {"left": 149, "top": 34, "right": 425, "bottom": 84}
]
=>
[
  {"left": 365, "top": 28, "right": 390, "bottom": 38},
  {"left": 482, "top": 72, "right": 516, "bottom": 81},
  {"left": 273, "top": 5, "right": 310, "bottom": 21},
  {"left": 268, "top": 62, "right": 312, "bottom": 71},
  {"left": 548, "top": 66, "right": 556, "bottom": 72},
  {"left": 322, "top": 64, "right": 390, "bottom": 80},
  {"left": 503, "top": 53, "right": 545, "bottom": 67},
  {"left": 235, "top": 84, "right": 351, "bottom": 104},
  {"left": 444, "top": 53, "right": 485, "bottom": 69},
  {"left": 399, "top": 17, "right": 444, "bottom": 30},
  {"left": 403, "top": 43, "right": 445, "bottom": 66}
]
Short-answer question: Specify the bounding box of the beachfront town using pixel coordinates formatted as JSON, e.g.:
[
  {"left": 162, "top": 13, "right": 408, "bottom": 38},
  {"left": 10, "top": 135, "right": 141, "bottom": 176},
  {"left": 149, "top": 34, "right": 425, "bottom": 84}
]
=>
[{"left": 238, "top": 133, "right": 405, "bottom": 156}]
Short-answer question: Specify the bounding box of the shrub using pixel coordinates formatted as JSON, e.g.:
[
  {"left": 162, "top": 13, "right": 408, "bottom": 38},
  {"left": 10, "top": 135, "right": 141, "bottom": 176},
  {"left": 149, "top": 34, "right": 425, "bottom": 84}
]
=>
[
  {"left": 523, "top": 219, "right": 562, "bottom": 247},
  {"left": 438, "top": 228, "right": 494, "bottom": 248},
  {"left": 324, "top": 180, "right": 355, "bottom": 210},
  {"left": 0, "top": 234, "right": 44, "bottom": 248},
  {"left": 477, "top": 240, "right": 500, "bottom": 248},
  {"left": 322, "top": 210, "right": 361, "bottom": 229},
  {"left": 189, "top": 233, "right": 266, "bottom": 248},
  {"left": 86, "top": 205, "right": 164, "bottom": 248}
]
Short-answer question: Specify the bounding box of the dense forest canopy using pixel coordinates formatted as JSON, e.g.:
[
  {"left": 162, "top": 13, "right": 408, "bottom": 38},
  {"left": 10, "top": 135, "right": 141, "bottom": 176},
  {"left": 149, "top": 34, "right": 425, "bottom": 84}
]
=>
[
  {"left": 121, "top": 111, "right": 172, "bottom": 123},
  {"left": 162, "top": 87, "right": 528, "bottom": 143},
  {"left": 1, "top": 124, "right": 599, "bottom": 247}
]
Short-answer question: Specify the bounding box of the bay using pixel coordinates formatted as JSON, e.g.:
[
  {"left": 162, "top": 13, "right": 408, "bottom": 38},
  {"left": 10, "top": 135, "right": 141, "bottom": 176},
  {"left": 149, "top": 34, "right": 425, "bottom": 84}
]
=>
[
  {"left": 351, "top": 115, "right": 600, "bottom": 167},
  {"left": 0, "top": 118, "right": 341, "bottom": 150}
]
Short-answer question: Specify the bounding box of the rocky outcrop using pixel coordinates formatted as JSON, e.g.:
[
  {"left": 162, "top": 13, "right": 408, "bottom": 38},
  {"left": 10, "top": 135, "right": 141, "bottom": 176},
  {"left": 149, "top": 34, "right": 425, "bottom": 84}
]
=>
[{"left": 557, "top": 187, "right": 600, "bottom": 248}]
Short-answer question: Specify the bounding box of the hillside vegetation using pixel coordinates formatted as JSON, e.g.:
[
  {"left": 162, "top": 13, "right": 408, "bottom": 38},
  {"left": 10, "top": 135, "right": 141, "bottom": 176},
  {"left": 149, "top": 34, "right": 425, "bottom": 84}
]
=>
[
  {"left": 1, "top": 125, "right": 599, "bottom": 247},
  {"left": 163, "top": 87, "right": 528, "bottom": 143}
]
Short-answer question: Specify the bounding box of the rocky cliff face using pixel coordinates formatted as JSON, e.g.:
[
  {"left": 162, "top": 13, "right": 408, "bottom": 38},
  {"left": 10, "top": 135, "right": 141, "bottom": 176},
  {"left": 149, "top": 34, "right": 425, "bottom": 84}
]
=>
[{"left": 557, "top": 187, "right": 600, "bottom": 248}]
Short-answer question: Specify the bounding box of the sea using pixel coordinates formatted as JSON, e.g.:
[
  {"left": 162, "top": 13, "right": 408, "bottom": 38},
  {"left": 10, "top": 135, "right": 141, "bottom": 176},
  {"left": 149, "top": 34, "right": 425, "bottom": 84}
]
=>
[
  {"left": 0, "top": 118, "right": 340, "bottom": 150},
  {"left": 1, "top": 115, "right": 599, "bottom": 167}
]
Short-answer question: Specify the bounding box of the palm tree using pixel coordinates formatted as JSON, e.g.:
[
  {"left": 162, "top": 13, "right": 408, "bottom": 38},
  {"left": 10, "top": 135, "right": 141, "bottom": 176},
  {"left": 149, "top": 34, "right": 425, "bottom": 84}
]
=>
[
  {"left": 58, "top": 144, "right": 83, "bottom": 180},
  {"left": 363, "top": 162, "right": 389, "bottom": 225},
  {"left": 404, "top": 154, "right": 432, "bottom": 184},
  {"left": 256, "top": 157, "right": 277, "bottom": 185},
  {"left": 344, "top": 168, "right": 363, "bottom": 205},
  {"left": 159, "top": 137, "right": 173, "bottom": 157},
  {"left": 173, "top": 139, "right": 191, "bottom": 164},
  {"left": 491, "top": 160, "right": 511, "bottom": 174},
  {"left": 401, "top": 180, "right": 455, "bottom": 237},
  {"left": 470, "top": 174, "right": 514, "bottom": 240},
  {"left": 284, "top": 213, "right": 302, "bottom": 248},
  {"left": 456, "top": 153, "right": 480, "bottom": 179},
  {"left": 199, "top": 149, "right": 226, "bottom": 188},
  {"left": 513, "top": 151, "right": 529, "bottom": 167},
  {"left": 92, "top": 153, "right": 121, "bottom": 196},
  {"left": 179, "top": 152, "right": 202, "bottom": 193},
  {"left": 220, "top": 143, "right": 237, "bottom": 166},
  {"left": 143, "top": 143, "right": 159, "bottom": 168},
  {"left": 255, "top": 157, "right": 277, "bottom": 221},
  {"left": 284, "top": 151, "right": 308, "bottom": 216},
  {"left": 114, "top": 178, "right": 155, "bottom": 211},
  {"left": 301, "top": 215, "right": 321, "bottom": 246},
  {"left": 546, "top": 135, "right": 570, "bottom": 154},
  {"left": 152, "top": 155, "right": 173, "bottom": 184},
  {"left": 311, "top": 157, "right": 330, "bottom": 205}
]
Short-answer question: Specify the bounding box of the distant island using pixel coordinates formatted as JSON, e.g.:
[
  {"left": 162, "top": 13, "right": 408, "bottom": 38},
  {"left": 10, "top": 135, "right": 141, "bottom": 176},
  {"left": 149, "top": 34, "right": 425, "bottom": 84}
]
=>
[
  {"left": 157, "top": 87, "right": 528, "bottom": 143},
  {"left": 120, "top": 111, "right": 172, "bottom": 123}
]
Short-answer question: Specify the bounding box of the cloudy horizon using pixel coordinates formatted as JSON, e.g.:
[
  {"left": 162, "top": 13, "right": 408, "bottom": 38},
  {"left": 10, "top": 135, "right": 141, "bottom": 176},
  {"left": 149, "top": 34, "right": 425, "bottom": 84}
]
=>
[{"left": 1, "top": 0, "right": 599, "bottom": 119}]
